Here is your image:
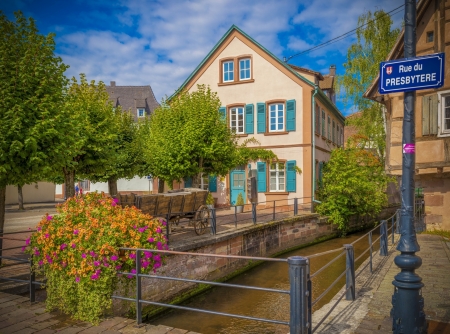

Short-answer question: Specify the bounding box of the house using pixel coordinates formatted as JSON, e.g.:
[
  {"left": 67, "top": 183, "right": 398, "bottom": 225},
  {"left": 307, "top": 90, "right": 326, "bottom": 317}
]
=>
[
  {"left": 175, "top": 25, "right": 345, "bottom": 206},
  {"left": 6, "top": 182, "right": 55, "bottom": 205},
  {"left": 363, "top": 0, "right": 450, "bottom": 230}
]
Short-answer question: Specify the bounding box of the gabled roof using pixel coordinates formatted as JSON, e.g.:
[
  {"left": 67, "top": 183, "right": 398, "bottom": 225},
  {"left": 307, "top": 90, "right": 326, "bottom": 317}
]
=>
[
  {"left": 288, "top": 64, "right": 324, "bottom": 80},
  {"left": 319, "top": 75, "right": 334, "bottom": 90},
  {"left": 364, "top": 0, "right": 431, "bottom": 100},
  {"left": 169, "top": 25, "right": 317, "bottom": 100}
]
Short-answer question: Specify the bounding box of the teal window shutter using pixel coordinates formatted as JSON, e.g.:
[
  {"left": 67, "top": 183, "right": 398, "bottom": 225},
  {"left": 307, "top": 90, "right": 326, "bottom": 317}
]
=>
[
  {"left": 219, "top": 107, "right": 226, "bottom": 122},
  {"left": 318, "top": 162, "right": 324, "bottom": 188},
  {"left": 286, "top": 99, "right": 296, "bottom": 131},
  {"left": 208, "top": 175, "right": 217, "bottom": 192},
  {"left": 257, "top": 103, "right": 266, "bottom": 133},
  {"left": 286, "top": 160, "right": 296, "bottom": 192},
  {"left": 184, "top": 177, "right": 193, "bottom": 188},
  {"left": 245, "top": 104, "right": 254, "bottom": 134},
  {"left": 256, "top": 162, "right": 266, "bottom": 192}
]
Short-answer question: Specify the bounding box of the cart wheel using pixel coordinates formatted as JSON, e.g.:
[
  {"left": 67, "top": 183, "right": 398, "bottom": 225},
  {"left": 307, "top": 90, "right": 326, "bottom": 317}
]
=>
[{"left": 194, "top": 205, "right": 210, "bottom": 235}]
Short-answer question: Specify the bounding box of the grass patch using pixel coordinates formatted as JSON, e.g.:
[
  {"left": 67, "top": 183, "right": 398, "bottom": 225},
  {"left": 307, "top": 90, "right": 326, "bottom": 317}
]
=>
[{"left": 420, "top": 229, "right": 450, "bottom": 239}]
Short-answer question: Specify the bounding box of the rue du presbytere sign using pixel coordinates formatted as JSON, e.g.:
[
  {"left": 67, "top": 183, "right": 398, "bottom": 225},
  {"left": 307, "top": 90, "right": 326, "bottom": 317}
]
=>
[
  {"left": 379, "top": 52, "right": 445, "bottom": 94},
  {"left": 379, "top": 52, "right": 445, "bottom": 155}
]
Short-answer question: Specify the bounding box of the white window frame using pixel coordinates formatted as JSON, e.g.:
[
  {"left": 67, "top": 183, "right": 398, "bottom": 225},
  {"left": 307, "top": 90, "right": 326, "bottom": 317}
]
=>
[
  {"left": 269, "top": 103, "right": 285, "bottom": 132},
  {"left": 200, "top": 173, "right": 209, "bottom": 191},
  {"left": 239, "top": 58, "right": 251, "bottom": 80},
  {"left": 137, "top": 108, "right": 145, "bottom": 118},
  {"left": 223, "top": 60, "right": 234, "bottom": 82},
  {"left": 230, "top": 107, "right": 245, "bottom": 134},
  {"left": 438, "top": 90, "right": 450, "bottom": 137},
  {"left": 269, "top": 162, "right": 285, "bottom": 192}
]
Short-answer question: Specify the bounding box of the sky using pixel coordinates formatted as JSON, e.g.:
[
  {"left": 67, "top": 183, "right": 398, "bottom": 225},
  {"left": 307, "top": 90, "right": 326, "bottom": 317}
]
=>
[{"left": 1, "top": 0, "right": 404, "bottom": 115}]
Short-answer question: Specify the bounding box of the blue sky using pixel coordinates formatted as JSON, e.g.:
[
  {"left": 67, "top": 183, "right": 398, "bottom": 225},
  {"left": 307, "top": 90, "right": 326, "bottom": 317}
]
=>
[{"left": 1, "top": 0, "right": 404, "bottom": 115}]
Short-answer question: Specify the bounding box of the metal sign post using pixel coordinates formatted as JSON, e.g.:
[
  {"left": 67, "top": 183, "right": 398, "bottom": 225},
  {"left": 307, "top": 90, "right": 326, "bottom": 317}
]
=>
[{"left": 390, "top": 1, "right": 427, "bottom": 333}]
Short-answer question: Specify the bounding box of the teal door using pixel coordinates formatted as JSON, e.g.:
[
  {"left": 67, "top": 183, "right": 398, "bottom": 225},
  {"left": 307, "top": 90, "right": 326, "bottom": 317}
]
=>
[{"left": 230, "top": 170, "right": 246, "bottom": 205}]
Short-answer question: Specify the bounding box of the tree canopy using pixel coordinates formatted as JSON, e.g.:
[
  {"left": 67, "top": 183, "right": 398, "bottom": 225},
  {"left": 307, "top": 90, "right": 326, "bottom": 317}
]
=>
[
  {"left": 316, "top": 135, "right": 393, "bottom": 235},
  {"left": 145, "top": 85, "right": 276, "bottom": 187},
  {"left": 0, "top": 11, "right": 70, "bottom": 233},
  {"left": 338, "top": 10, "right": 400, "bottom": 162}
]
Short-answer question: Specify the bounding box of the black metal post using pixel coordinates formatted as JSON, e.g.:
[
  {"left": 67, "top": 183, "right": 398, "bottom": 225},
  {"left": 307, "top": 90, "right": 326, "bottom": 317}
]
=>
[
  {"left": 294, "top": 198, "right": 298, "bottom": 216},
  {"left": 211, "top": 208, "right": 217, "bottom": 235},
  {"left": 391, "top": 1, "right": 426, "bottom": 333},
  {"left": 380, "top": 220, "right": 388, "bottom": 256},
  {"left": 369, "top": 231, "right": 373, "bottom": 274},
  {"left": 30, "top": 258, "right": 35, "bottom": 303},
  {"left": 344, "top": 244, "right": 355, "bottom": 301},
  {"left": 288, "top": 256, "right": 309, "bottom": 334},
  {"left": 392, "top": 216, "right": 395, "bottom": 245},
  {"left": 135, "top": 250, "right": 142, "bottom": 326},
  {"left": 252, "top": 203, "right": 256, "bottom": 224}
]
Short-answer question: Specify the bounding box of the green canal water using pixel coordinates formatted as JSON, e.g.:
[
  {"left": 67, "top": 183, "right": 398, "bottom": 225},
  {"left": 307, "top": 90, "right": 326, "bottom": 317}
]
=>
[{"left": 150, "top": 228, "right": 382, "bottom": 334}]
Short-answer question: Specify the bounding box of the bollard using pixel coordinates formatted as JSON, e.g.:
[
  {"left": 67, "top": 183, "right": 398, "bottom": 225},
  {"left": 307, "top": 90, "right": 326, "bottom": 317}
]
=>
[
  {"left": 369, "top": 231, "right": 373, "bottom": 274},
  {"left": 344, "top": 245, "right": 355, "bottom": 301},
  {"left": 252, "top": 203, "right": 256, "bottom": 224},
  {"left": 294, "top": 198, "right": 298, "bottom": 216},
  {"left": 136, "top": 250, "right": 142, "bottom": 325},
  {"left": 288, "top": 256, "right": 309, "bottom": 334},
  {"left": 380, "top": 220, "right": 388, "bottom": 256},
  {"left": 211, "top": 208, "right": 217, "bottom": 235},
  {"left": 30, "top": 258, "right": 35, "bottom": 303}
]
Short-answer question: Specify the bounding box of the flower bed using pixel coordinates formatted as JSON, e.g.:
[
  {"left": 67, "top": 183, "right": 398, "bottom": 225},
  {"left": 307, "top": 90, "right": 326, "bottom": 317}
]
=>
[{"left": 24, "top": 192, "right": 167, "bottom": 324}]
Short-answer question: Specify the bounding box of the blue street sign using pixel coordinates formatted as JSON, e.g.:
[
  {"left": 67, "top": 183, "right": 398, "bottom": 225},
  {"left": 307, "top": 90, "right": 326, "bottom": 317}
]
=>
[{"left": 379, "top": 53, "right": 445, "bottom": 94}]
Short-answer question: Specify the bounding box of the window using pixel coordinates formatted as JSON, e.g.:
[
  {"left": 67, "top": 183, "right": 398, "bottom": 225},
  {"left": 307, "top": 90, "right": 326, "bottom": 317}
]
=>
[
  {"left": 223, "top": 61, "right": 234, "bottom": 82},
  {"left": 328, "top": 115, "right": 331, "bottom": 140},
  {"left": 332, "top": 120, "right": 336, "bottom": 143},
  {"left": 239, "top": 58, "right": 251, "bottom": 80},
  {"left": 322, "top": 110, "right": 326, "bottom": 136},
  {"left": 315, "top": 104, "right": 320, "bottom": 134},
  {"left": 269, "top": 104, "right": 284, "bottom": 132},
  {"left": 437, "top": 91, "right": 450, "bottom": 136},
  {"left": 426, "top": 31, "right": 434, "bottom": 43},
  {"left": 269, "top": 162, "right": 285, "bottom": 192},
  {"left": 200, "top": 174, "right": 209, "bottom": 191},
  {"left": 137, "top": 108, "right": 145, "bottom": 117},
  {"left": 230, "top": 107, "right": 245, "bottom": 134},
  {"left": 443, "top": 95, "right": 450, "bottom": 133}
]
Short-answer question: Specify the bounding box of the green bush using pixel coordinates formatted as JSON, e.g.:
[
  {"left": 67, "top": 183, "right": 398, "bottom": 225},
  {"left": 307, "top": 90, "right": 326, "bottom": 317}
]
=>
[{"left": 236, "top": 193, "right": 244, "bottom": 206}]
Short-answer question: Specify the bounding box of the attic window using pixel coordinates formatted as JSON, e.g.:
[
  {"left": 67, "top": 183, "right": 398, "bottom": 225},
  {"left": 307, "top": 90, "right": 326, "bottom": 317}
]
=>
[
  {"left": 426, "top": 31, "right": 434, "bottom": 43},
  {"left": 137, "top": 108, "right": 145, "bottom": 117}
]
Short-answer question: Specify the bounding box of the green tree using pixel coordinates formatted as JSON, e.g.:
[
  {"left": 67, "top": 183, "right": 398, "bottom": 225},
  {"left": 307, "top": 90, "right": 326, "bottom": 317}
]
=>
[
  {"left": 146, "top": 85, "right": 275, "bottom": 188},
  {"left": 316, "top": 135, "right": 393, "bottom": 235},
  {"left": 339, "top": 10, "right": 400, "bottom": 162},
  {"left": 61, "top": 75, "right": 118, "bottom": 198},
  {"left": 0, "top": 11, "right": 69, "bottom": 238}
]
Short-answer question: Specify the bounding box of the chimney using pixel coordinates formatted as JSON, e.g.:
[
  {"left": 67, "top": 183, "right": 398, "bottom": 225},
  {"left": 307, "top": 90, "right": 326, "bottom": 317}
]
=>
[
  {"left": 110, "top": 81, "right": 116, "bottom": 87},
  {"left": 329, "top": 65, "right": 336, "bottom": 77}
]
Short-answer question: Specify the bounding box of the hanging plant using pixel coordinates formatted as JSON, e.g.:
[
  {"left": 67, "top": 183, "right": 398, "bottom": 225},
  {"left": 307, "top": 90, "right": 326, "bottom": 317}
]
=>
[{"left": 24, "top": 192, "right": 167, "bottom": 324}]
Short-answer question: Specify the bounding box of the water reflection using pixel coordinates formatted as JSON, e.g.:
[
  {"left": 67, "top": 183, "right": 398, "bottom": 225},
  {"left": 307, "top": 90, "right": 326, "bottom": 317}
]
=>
[{"left": 151, "top": 229, "right": 381, "bottom": 334}]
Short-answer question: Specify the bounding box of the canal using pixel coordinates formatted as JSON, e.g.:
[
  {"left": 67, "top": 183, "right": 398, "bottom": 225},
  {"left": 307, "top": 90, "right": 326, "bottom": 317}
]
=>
[{"left": 150, "top": 228, "right": 382, "bottom": 334}]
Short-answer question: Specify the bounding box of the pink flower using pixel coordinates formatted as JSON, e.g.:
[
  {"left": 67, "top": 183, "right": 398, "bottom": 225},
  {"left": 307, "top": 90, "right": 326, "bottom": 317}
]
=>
[
  {"left": 113, "top": 198, "right": 119, "bottom": 204},
  {"left": 147, "top": 237, "right": 154, "bottom": 243},
  {"left": 81, "top": 253, "right": 87, "bottom": 258},
  {"left": 127, "top": 269, "right": 136, "bottom": 279},
  {"left": 138, "top": 227, "right": 147, "bottom": 233},
  {"left": 156, "top": 227, "right": 162, "bottom": 234},
  {"left": 115, "top": 265, "right": 122, "bottom": 270},
  {"left": 154, "top": 262, "right": 161, "bottom": 269},
  {"left": 21, "top": 246, "right": 26, "bottom": 252},
  {"left": 34, "top": 249, "right": 40, "bottom": 256},
  {"left": 25, "top": 238, "right": 30, "bottom": 246},
  {"left": 38, "top": 260, "right": 43, "bottom": 266},
  {"left": 90, "top": 273, "right": 99, "bottom": 280},
  {"left": 73, "top": 229, "right": 79, "bottom": 235},
  {"left": 110, "top": 255, "right": 118, "bottom": 261},
  {"left": 143, "top": 251, "right": 152, "bottom": 259},
  {"left": 47, "top": 215, "right": 53, "bottom": 221},
  {"left": 154, "top": 254, "right": 161, "bottom": 262},
  {"left": 75, "top": 277, "right": 80, "bottom": 283},
  {"left": 37, "top": 226, "right": 41, "bottom": 231},
  {"left": 89, "top": 251, "right": 97, "bottom": 257},
  {"left": 45, "top": 234, "right": 49, "bottom": 238},
  {"left": 162, "top": 221, "right": 167, "bottom": 226},
  {"left": 71, "top": 243, "right": 76, "bottom": 249},
  {"left": 141, "top": 261, "right": 149, "bottom": 268},
  {"left": 111, "top": 201, "right": 117, "bottom": 207},
  {"left": 94, "top": 261, "right": 100, "bottom": 266},
  {"left": 157, "top": 242, "right": 162, "bottom": 250},
  {"left": 60, "top": 244, "right": 67, "bottom": 250},
  {"left": 129, "top": 253, "right": 136, "bottom": 260}
]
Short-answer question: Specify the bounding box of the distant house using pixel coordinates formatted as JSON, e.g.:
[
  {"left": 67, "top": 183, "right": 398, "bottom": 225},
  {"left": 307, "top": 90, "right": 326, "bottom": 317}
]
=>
[
  {"left": 174, "top": 25, "right": 345, "bottom": 206},
  {"left": 363, "top": 0, "right": 450, "bottom": 230}
]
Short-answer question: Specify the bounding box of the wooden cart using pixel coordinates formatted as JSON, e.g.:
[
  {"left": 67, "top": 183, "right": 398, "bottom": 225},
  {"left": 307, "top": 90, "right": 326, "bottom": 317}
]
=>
[{"left": 117, "top": 188, "right": 210, "bottom": 235}]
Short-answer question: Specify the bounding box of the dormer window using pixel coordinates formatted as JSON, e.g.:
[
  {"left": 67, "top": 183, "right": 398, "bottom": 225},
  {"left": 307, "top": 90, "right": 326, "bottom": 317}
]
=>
[
  {"left": 223, "top": 60, "right": 234, "bottom": 82},
  {"left": 137, "top": 108, "right": 145, "bottom": 117},
  {"left": 239, "top": 58, "right": 251, "bottom": 80}
]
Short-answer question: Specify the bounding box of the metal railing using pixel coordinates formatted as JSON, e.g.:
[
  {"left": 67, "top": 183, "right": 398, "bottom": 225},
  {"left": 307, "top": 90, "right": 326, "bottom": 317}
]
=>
[{"left": 112, "top": 209, "right": 400, "bottom": 334}]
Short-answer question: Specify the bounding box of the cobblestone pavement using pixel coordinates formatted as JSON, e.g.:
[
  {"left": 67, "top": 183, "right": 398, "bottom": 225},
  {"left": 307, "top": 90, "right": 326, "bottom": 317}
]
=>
[{"left": 0, "top": 292, "right": 200, "bottom": 334}]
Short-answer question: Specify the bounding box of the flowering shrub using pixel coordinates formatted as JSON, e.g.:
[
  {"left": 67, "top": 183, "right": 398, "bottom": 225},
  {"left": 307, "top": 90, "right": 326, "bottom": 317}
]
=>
[{"left": 25, "top": 192, "right": 168, "bottom": 324}]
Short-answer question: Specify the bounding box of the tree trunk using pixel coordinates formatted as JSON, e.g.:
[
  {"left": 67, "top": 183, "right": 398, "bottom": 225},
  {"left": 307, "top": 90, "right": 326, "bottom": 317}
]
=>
[
  {"left": 192, "top": 173, "right": 202, "bottom": 189},
  {"left": 18, "top": 185, "right": 24, "bottom": 210},
  {"left": 63, "top": 168, "right": 76, "bottom": 199},
  {"left": 158, "top": 179, "right": 164, "bottom": 193},
  {"left": 108, "top": 177, "right": 118, "bottom": 197},
  {"left": 0, "top": 186, "right": 6, "bottom": 266}
]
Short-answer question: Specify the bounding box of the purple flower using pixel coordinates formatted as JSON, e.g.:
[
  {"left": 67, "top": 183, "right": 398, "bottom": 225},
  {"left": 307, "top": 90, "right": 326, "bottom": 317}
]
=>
[
  {"left": 103, "top": 262, "right": 109, "bottom": 267},
  {"left": 21, "top": 246, "right": 26, "bottom": 252},
  {"left": 141, "top": 261, "right": 149, "bottom": 268},
  {"left": 37, "top": 226, "right": 41, "bottom": 231},
  {"left": 111, "top": 201, "right": 117, "bottom": 207},
  {"left": 127, "top": 268, "right": 137, "bottom": 279},
  {"left": 90, "top": 273, "right": 99, "bottom": 280},
  {"left": 71, "top": 243, "right": 76, "bottom": 249},
  {"left": 94, "top": 261, "right": 100, "bottom": 267},
  {"left": 81, "top": 253, "right": 87, "bottom": 259},
  {"left": 73, "top": 229, "right": 79, "bottom": 235},
  {"left": 60, "top": 244, "right": 67, "bottom": 250},
  {"left": 156, "top": 227, "right": 162, "bottom": 234},
  {"left": 133, "top": 225, "right": 137, "bottom": 229},
  {"left": 165, "top": 244, "right": 169, "bottom": 250},
  {"left": 45, "top": 234, "right": 49, "bottom": 239},
  {"left": 110, "top": 255, "right": 118, "bottom": 261},
  {"left": 115, "top": 265, "right": 122, "bottom": 270},
  {"left": 89, "top": 251, "right": 96, "bottom": 257},
  {"left": 154, "top": 254, "right": 161, "bottom": 262},
  {"left": 154, "top": 262, "right": 161, "bottom": 269},
  {"left": 162, "top": 221, "right": 167, "bottom": 226},
  {"left": 47, "top": 215, "right": 53, "bottom": 221},
  {"left": 75, "top": 276, "right": 80, "bottom": 283},
  {"left": 25, "top": 238, "right": 30, "bottom": 246},
  {"left": 34, "top": 249, "right": 40, "bottom": 256},
  {"left": 61, "top": 261, "right": 67, "bottom": 268},
  {"left": 38, "top": 260, "right": 43, "bottom": 266},
  {"left": 157, "top": 241, "right": 162, "bottom": 250},
  {"left": 143, "top": 251, "right": 152, "bottom": 259},
  {"left": 138, "top": 227, "right": 147, "bottom": 233},
  {"left": 147, "top": 237, "right": 154, "bottom": 243},
  {"left": 129, "top": 253, "right": 136, "bottom": 260},
  {"left": 113, "top": 198, "right": 119, "bottom": 204},
  {"left": 46, "top": 255, "right": 53, "bottom": 264}
]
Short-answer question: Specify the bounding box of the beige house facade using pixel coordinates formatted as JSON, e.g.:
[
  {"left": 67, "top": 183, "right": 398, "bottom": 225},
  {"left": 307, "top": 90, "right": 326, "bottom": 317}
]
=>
[
  {"left": 364, "top": 0, "right": 450, "bottom": 229},
  {"left": 176, "top": 26, "right": 345, "bottom": 206}
]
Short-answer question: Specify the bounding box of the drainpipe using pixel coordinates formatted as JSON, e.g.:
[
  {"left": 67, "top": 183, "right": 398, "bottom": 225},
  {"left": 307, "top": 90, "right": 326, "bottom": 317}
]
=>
[{"left": 312, "top": 85, "right": 321, "bottom": 208}]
